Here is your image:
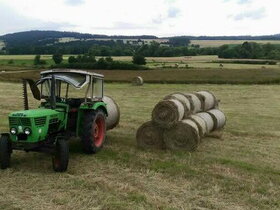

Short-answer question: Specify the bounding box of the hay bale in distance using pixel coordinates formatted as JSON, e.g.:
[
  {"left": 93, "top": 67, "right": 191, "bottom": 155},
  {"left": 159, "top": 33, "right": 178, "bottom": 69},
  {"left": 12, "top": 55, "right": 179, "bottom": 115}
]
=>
[
  {"left": 164, "top": 93, "right": 192, "bottom": 118},
  {"left": 136, "top": 121, "right": 164, "bottom": 149},
  {"left": 196, "top": 112, "right": 214, "bottom": 133},
  {"left": 163, "top": 119, "right": 200, "bottom": 151},
  {"left": 188, "top": 115, "right": 207, "bottom": 138},
  {"left": 207, "top": 109, "right": 226, "bottom": 130},
  {"left": 103, "top": 95, "right": 120, "bottom": 130},
  {"left": 152, "top": 99, "right": 185, "bottom": 128},
  {"left": 183, "top": 93, "right": 202, "bottom": 114},
  {"left": 195, "top": 91, "right": 218, "bottom": 111},
  {"left": 132, "top": 76, "right": 144, "bottom": 86}
]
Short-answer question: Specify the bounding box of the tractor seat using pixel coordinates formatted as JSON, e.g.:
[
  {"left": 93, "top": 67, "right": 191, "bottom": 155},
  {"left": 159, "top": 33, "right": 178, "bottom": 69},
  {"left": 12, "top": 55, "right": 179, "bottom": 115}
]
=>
[
  {"left": 67, "top": 98, "right": 85, "bottom": 108},
  {"left": 69, "top": 108, "right": 78, "bottom": 113}
]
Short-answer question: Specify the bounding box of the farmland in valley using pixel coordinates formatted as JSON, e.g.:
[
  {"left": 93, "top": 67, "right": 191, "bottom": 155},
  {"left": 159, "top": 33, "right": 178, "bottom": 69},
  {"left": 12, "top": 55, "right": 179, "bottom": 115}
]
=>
[
  {"left": 190, "top": 40, "right": 280, "bottom": 48},
  {"left": 0, "top": 55, "right": 279, "bottom": 72},
  {"left": 0, "top": 41, "right": 5, "bottom": 50}
]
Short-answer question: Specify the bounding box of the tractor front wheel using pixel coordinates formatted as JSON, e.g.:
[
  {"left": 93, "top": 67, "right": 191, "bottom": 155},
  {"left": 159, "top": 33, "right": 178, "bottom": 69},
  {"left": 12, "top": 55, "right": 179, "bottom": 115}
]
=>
[
  {"left": 0, "top": 135, "right": 11, "bottom": 169},
  {"left": 82, "top": 110, "right": 106, "bottom": 154},
  {"left": 52, "top": 139, "right": 69, "bottom": 172}
]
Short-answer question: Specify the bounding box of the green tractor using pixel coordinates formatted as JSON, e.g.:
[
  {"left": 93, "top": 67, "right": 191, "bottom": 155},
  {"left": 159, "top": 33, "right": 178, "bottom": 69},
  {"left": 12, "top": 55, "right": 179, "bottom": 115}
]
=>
[{"left": 0, "top": 69, "right": 108, "bottom": 172}]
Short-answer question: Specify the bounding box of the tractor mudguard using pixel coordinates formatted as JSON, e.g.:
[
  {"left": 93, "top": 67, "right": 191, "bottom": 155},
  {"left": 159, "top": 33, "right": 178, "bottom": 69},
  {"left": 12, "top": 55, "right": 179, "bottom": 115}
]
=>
[
  {"left": 76, "top": 102, "right": 107, "bottom": 136},
  {"left": 79, "top": 102, "right": 107, "bottom": 116}
]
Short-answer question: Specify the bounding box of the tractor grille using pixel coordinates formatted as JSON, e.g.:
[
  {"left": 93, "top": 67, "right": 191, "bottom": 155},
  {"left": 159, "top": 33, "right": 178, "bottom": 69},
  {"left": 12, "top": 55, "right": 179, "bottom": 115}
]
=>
[
  {"left": 49, "top": 118, "right": 59, "bottom": 124},
  {"left": 9, "top": 117, "right": 31, "bottom": 126},
  {"left": 34, "top": 117, "right": 47, "bottom": 127},
  {"left": 20, "top": 118, "right": 31, "bottom": 126},
  {"left": 9, "top": 117, "right": 18, "bottom": 126}
]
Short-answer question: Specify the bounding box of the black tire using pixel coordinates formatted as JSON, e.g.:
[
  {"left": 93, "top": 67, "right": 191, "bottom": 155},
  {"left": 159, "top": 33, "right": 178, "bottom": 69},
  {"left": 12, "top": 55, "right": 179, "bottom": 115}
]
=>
[
  {"left": 0, "top": 135, "right": 11, "bottom": 169},
  {"left": 52, "top": 139, "right": 69, "bottom": 172},
  {"left": 81, "top": 110, "right": 106, "bottom": 154}
]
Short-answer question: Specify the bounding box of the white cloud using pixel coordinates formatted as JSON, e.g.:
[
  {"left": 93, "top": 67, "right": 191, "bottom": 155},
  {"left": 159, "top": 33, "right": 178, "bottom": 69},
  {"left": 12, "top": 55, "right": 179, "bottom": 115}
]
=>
[
  {"left": 168, "top": 7, "right": 181, "bottom": 18},
  {"left": 224, "top": 0, "right": 252, "bottom": 4},
  {"left": 0, "top": 3, "right": 73, "bottom": 35},
  {"left": 0, "top": 0, "right": 279, "bottom": 36},
  {"left": 65, "top": 0, "right": 85, "bottom": 6},
  {"left": 232, "top": 7, "right": 266, "bottom": 21}
]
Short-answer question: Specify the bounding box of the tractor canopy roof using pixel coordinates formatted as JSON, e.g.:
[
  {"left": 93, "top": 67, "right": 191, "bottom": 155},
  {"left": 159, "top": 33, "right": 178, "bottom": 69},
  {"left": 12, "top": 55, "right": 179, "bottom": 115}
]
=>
[{"left": 37, "top": 69, "right": 104, "bottom": 89}]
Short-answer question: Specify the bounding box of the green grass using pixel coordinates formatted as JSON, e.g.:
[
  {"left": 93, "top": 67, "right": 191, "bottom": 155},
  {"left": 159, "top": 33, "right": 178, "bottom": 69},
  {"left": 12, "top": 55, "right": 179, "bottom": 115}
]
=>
[{"left": 0, "top": 82, "right": 280, "bottom": 209}]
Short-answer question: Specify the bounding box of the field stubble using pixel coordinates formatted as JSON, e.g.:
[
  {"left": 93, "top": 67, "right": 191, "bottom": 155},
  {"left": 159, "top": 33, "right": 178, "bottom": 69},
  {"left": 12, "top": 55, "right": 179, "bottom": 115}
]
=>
[{"left": 0, "top": 82, "right": 279, "bottom": 209}]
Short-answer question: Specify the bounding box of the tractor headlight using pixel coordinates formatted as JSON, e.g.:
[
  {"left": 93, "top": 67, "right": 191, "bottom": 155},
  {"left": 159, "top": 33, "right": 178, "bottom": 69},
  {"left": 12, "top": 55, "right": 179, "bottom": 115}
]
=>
[
  {"left": 10, "top": 128, "right": 17, "bottom": 135},
  {"left": 24, "top": 128, "right": 32, "bottom": 135}
]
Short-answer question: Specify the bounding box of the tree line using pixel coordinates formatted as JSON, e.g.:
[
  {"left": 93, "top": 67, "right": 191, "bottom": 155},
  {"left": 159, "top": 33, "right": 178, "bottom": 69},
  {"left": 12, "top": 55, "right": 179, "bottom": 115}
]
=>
[
  {"left": 218, "top": 42, "right": 280, "bottom": 60},
  {"left": 33, "top": 52, "right": 148, "bottom": 70}
]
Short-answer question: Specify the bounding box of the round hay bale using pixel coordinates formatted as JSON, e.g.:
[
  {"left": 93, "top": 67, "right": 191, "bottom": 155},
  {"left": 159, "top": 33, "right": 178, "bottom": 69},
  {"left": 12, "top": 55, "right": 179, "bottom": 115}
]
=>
[
  {"left": 103, "top": 96, "right": 120, "bottom": 130},
  {"left": 187, "top": 115, "right": 207, "bottom": 138},
  {"left": 152, "top": 99, "right": 184, "bottom": 128},
  {"left": 164, "top": 93, "right": 192, "bottom": 117},
  {"left": 183, "top": 93, "right": 202, "bottom": 113},
  {"left": 196, "top": 112, "right": 214, "bottom": 133},
  {"left": 207, "top": 109, "right": 226, "bottom": 130},
  {"left": 163, "top": 119, "right": 200, "bottom": 152},
  {"left": 136, "top": 121, "right": 164, "bottom": 149},
  {"left": 132, "top": 76, "right": 144, "bottom": 86},
  {"left": 195, "top": 91, "right": 218, "bottom": 111}
]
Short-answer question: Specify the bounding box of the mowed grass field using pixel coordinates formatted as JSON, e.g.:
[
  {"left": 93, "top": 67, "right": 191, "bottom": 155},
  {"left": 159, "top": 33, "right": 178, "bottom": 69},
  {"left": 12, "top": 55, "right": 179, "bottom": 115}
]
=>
[
  {"left": 190, "top": 40, "right": 280, "bottom": 48},
  {"left": 0, "top": 82, "right": 279, "bottom": 209}
]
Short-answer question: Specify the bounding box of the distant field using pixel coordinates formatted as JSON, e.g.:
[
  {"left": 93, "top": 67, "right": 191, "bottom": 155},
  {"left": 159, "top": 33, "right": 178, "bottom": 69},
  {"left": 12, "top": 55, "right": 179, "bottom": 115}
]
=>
[
  {"left": 58, "top": 37, "right": 80, "bottom": 43},
  {"left": 1, "top": 55, "right": 279, "bottom": 72},
  {"left": 0, "top": 82, "right": 279, "bottom": 209},
  {"left": 0, "top": 41, "right": 5, "bottom": 50},
  {"left": 0, "top": 55, "right": 53, "bottom": 60},
  {"left": 191, "top": 40, "right": 280, "bottom": 48}
]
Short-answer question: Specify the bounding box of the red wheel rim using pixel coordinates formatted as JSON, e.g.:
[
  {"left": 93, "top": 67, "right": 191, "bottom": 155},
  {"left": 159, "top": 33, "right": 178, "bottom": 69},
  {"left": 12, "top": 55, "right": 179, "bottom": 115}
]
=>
[
  {"left": 92, "top": 116, "right": 105, "bottom": 147},
  {"left": 54, "top": 157, "right": 60, "bottom": 168}
]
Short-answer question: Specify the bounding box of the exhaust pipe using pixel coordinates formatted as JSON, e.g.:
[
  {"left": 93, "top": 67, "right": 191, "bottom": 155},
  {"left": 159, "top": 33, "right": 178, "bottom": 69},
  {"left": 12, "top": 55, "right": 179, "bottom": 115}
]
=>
[{"left": 22, "top": 79, "right": 29, "bottom": 110}]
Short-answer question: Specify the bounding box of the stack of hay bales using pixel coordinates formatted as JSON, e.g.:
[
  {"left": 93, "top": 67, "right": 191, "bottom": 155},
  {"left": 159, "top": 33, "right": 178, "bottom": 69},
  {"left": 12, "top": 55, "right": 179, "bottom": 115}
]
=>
[{"left": 136, "top": 91, "right": 226, "bottom": 151}]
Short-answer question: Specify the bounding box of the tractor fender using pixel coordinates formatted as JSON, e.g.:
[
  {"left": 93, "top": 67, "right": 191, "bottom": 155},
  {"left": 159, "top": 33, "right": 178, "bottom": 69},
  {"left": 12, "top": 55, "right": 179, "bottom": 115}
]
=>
[
  {"left": 79, "top": 102, "right": 108, "bottom": 116},
  {"left": 76, "top": 102, "right": 108, "bottom": 137},
  {"left": 93, "top": 102, "right": 108, "bottom": 116}
]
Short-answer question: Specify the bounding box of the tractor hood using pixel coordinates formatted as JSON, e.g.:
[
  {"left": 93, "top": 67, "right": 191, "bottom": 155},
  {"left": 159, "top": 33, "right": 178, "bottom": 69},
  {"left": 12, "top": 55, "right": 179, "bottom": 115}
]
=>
[
  {"left": 8, "top": 108, "right": 66, "bottom": 144},
  {"left": 9, "top": 109, "right": 59, "bottom": 118}
]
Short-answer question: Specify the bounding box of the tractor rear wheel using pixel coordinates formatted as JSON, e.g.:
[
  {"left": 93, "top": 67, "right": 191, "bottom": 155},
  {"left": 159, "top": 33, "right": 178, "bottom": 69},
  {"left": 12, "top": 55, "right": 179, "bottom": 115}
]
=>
[
  {"left": 0, "top": 135, "right": 11, "bottom": 169},
  {"left": 81, "top": 110, "right": 106, "bottom": 154},
  {"left": 52, "top": 139, "right": 69, "bottom": 172}
]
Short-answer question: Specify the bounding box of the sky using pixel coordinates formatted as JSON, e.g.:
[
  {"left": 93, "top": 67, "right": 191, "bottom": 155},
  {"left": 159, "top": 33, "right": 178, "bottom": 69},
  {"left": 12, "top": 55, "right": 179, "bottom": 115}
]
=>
[{"left": 0, "top": 0, "right": 279, "bottom": 37}]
